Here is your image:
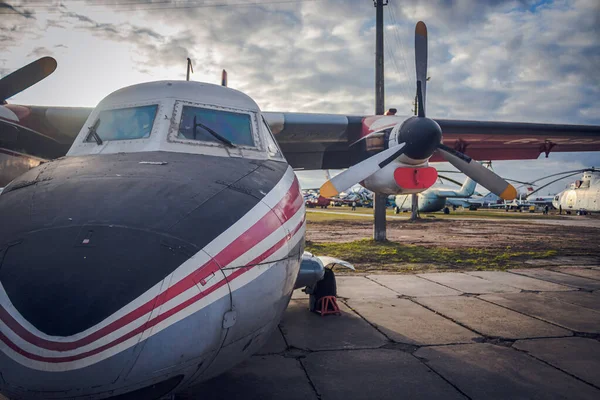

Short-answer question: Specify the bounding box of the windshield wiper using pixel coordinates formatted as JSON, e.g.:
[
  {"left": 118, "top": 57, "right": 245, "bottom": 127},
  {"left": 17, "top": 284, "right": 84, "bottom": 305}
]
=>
[
  {"left": 86, "top": 119, "right": 103, "bottom": 145},
  {"left": 193, "top": 115, "right": 235, "bottom": 148}
]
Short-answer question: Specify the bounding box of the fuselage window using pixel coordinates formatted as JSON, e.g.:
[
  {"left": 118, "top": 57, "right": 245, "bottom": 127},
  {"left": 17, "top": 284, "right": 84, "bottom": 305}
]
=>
[
  {"left": 86, "top": 104, "right": 157, "bottom": 142},
  {"left": 178, "top": 106, "right": 255, "bottom": 147}
]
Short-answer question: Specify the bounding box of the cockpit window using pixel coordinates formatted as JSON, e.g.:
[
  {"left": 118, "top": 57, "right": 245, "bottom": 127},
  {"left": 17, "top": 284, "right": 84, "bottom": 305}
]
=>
[
  {"left": 178, "top": 106, "right": 254, "bottom": 147},
  {"left": 85, "top": 105, "right": 157, "bottom": 142},
  {"left": 261, "top": 117, "right": 283, "bottom": 159}
]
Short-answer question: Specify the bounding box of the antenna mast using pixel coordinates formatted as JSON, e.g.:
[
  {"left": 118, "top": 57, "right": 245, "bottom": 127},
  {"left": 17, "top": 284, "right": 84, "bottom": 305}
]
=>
[{"left": 186, "top": 58, "right": 194, "bottom": 81}]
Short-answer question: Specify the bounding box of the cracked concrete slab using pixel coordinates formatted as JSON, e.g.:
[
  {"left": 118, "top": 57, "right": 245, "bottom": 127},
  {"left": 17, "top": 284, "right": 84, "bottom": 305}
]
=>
[
  {"left": 183, "top": 355, "right": 317, "bottom": 400},
  {"left": 279, "top": 299, "right": 387, "bottom": 351},
  {"left": 368, "top": 274, "right": 462, "bottom": 297},
  {"left": 514, "top": 337, "right": 600, "bottom": 388},
  {"left": 303, "top": 349, "right": 467, "bottom": 400},
  {"left": 466, "top": 271, "right": 574, "bottom": 292},
  {"left": 417, "top": 272, "right": 521, "bottom": 294},
  {"left": 415, "top": 296, "right": 571, "bottom": 339},
  {"left": 510, "top": 269, "right": 600, "bottom": 290},
  {"left": 256, "top": 328, "right": 287, "bottom": 355},
  {"left": 541, "top": 291, "right": 600, "bottom": 311},
  {"left": 480, "top": 293, "right": 600, "bottom": 333},
  {"left": 415, "top": 343, "right": 600, "bottom": 400},
  {"left": 347, "top": 298, "right": 480, "bottom": 345},
  {"left": 552, "top": 267, "right": 600, "bottom": 281},
  {"left": 336, "top": 276, "right": 398, "bottom": 299}
]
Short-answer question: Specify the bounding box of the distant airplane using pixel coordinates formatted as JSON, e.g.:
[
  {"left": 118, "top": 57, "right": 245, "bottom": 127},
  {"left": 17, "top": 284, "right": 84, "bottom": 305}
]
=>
[
  {"left": 552, "top": 169, "right": 599, "bottom": 214},
  {"left": 394, "top": 175, "right": 477, "bottom": 213},
  {"left": 1, "top": 21, "right": 600, "bottom": 400}
]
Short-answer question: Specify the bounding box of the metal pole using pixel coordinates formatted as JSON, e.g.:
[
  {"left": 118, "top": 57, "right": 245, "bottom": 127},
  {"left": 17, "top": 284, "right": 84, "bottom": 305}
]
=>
[
  {"left": 375, "top": 0, "right": 385, "bottom": 116},
  {"left": 410, "top": 193, "right": 419, "bottom": 220},
  {"left": 373, "top": 0, "right": 388, "bottom": 241}
]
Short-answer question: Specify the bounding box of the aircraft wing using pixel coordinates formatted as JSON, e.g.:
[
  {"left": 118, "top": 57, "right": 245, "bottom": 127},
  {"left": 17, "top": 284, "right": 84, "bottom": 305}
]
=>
[
  {"left": 3, "top": 108, "right": 600, "bottom": 171},
  {"left": 264, "top": 113, "right": 600, "bottom": 170},
  {"left": 1, "top": 105, "right": 92, "bottom": 159},
  {"left": 0, "top": 117, "right": 69, "bottom": 160}
]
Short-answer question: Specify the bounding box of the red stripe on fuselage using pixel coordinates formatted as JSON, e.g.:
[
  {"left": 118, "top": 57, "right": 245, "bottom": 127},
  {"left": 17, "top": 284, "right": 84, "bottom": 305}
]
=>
[
  {"left": 0, "top": 210, "right": 305, "bottom": 364},
  {"left": 0, "top": 177, "right": 302, "bottom": 356}
]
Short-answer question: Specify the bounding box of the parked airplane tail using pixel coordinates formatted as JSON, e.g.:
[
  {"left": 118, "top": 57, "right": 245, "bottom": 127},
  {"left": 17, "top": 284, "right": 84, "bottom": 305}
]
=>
[{"left": 456, "top": 176, "right": 477, "bottom": 197}]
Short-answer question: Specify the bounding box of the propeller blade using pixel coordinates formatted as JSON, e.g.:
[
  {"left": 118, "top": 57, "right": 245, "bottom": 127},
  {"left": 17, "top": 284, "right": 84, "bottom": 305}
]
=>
[
  {"left": 320, "top": 143, "right": 406, "bottom": 198},
  {"left": 437, "top": 144, "right": 517, "bottom": 200},
  {"left": 416, "top": 81, "right": 425, "bottom": 118},
  {"left": 0, "top": 57, "right": 57, "bottom": 103},
  {"left": 415, "top": 21, "right": 428, "bottom": 116}
]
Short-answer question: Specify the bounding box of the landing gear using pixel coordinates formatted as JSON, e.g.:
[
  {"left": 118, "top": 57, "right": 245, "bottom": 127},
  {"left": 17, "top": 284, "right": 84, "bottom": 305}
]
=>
[
  {"left": 395, "top": 206, "right": 400, "bottom": 214},
  {"left": 308, "top": 269, "right": 337, "bottom": 313},
  {"left": 443, "top": 207, "right": 450, "bottom": 214}
]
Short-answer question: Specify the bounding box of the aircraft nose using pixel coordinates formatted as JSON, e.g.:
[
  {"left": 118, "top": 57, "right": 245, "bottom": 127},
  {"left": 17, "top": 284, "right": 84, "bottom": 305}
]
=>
[
  {"left": 0, "top": 151, "right": 289, "bottom": 394},
  {"left": 0, "top": 151, "right": 278, "bottom": 335}
]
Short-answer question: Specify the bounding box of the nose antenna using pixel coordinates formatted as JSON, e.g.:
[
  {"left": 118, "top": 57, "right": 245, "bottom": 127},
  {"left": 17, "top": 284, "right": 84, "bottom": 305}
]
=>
[
  {"left": 186, "top": 58, "right": 194, "bottom": 81},
  {"left": 221, "top": 69, "right": 228, "bottom": 87}
]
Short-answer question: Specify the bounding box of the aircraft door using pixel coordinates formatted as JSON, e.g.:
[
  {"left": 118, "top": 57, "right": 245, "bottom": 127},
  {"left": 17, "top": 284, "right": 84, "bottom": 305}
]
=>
[{"left": 566, "top": 191, "right": 577, "bottom": 209}]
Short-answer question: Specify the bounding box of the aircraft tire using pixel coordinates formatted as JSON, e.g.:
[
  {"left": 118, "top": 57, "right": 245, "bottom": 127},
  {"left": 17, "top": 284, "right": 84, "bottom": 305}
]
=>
[{"left": 443, "top": 207, "right": 450, "bottom": 214}]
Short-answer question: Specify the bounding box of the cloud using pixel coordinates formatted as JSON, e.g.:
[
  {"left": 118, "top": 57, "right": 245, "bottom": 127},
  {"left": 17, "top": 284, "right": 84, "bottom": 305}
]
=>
[
  {"left": 55, "top": 10, "right": 197, "bottom": 72},
  {"left": 0, "top": 1, "right": 35, "bottom": 20},
  {"left": 27, "top": 46, "right": 53, "bottom": 58},
  {"left": 3, "top": 0, "right": 597, "bottom": 123}
]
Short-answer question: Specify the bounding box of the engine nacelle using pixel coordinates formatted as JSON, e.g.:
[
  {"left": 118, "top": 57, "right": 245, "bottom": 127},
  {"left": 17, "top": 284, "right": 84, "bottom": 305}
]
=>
[{"left": 362, "top": 160, "right": 438, "bottom": 195}]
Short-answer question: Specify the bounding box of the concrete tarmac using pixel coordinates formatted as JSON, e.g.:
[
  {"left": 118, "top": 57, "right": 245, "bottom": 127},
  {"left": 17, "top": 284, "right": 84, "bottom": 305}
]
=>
[{"left": 188, "top": 265, "right": 600, "bottom": 400}]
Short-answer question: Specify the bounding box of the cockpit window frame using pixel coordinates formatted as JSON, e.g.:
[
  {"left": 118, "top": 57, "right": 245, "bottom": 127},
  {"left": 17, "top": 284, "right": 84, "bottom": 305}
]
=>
[
  {"left": 82, "top": 101, "right": 162, "bottom": 145},
  {"left": 261, "top": 115, "right": 286, "bottom": 161},
  {"left": 169, "top": 100, "right": 262, "bottom": 151}
]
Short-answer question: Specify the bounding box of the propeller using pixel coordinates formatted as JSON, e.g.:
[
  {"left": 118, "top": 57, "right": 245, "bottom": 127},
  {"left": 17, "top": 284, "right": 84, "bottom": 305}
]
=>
[
  {"left": 320, "top": 21, "right": 517, "bottom": 201},
  {"left": 0, "top": 57, "right": 57, "bottom": 103}
]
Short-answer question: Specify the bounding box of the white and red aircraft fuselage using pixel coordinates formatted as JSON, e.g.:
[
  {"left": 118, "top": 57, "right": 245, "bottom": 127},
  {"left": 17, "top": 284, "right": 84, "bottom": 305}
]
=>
[{"left": 0, "top": 81, "right": 315, "bottom": 399}]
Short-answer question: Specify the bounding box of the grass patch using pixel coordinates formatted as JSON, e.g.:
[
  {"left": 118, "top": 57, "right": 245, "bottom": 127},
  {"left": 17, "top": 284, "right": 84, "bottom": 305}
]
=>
[
  {"left": 306, "top": 208, "right": 565, "bottom": 222},
  {"left": 305, "top": 239, "right": 558, "bottom": 273},
  {"left": 306, "top": 211, "right": 373, "bottom": 222}
]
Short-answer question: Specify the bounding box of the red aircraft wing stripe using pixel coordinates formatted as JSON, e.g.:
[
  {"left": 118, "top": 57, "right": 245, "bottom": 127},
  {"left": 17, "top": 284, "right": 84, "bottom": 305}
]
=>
[
  {"left": 0, "top": 178, "right": 302, "bottom": 353},
  {"left": 0, "top": 213, "right": 305, "bottom": 364}
]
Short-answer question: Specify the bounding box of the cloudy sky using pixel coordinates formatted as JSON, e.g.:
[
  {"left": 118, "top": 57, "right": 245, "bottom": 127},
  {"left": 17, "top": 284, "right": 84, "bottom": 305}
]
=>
[{"left": 1, "top": 0, "right": 599, "bottom": 195}]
